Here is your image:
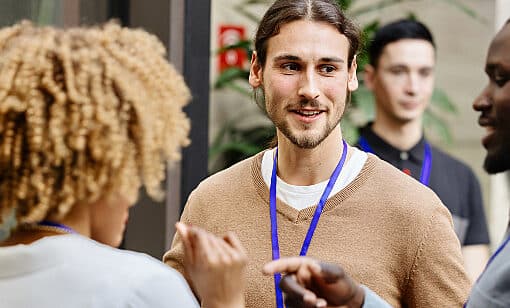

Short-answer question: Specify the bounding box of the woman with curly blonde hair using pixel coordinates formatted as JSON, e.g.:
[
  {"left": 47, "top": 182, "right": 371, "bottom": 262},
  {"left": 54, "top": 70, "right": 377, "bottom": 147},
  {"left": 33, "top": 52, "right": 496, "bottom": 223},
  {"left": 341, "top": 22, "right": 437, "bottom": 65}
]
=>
[{"left": 0, "top": 21, "right": 247, "bottom": 308}]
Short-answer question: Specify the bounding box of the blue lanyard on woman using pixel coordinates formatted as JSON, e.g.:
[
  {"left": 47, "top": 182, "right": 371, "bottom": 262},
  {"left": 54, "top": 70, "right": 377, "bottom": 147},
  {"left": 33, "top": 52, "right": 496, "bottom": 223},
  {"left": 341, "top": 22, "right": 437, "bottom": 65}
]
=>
[
  {"left": 38, "top": 220, "right": 76, "bottom": 233},
  {"left": 270, "top": 140, "right": 348, "bottom": 308},
  {"left": 358, "top": 136, "right": 432, "bottom": 186}
]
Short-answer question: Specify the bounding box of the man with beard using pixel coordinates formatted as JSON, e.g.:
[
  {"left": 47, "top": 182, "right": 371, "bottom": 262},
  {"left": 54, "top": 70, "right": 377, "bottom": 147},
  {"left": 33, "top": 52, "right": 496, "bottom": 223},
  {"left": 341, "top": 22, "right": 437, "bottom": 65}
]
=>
[
  {"left": 263, "top": 18, "right": 510, "bottom": 308},
  {"left": 164, "top": 0, "right": 470, "bottom": 307}
]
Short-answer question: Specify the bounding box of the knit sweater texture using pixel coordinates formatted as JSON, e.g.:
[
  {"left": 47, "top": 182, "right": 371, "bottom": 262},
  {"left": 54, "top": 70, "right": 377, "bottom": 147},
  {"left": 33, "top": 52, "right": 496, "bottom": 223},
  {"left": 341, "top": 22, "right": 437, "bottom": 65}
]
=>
[{"left": 164, "top": 150, "right": 470, "bottom": 307}]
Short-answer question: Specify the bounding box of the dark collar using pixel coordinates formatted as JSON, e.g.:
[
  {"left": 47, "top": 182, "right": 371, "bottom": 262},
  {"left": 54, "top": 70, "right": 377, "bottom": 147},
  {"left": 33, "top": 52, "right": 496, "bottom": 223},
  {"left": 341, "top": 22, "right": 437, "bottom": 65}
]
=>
[{"left": 359, "top": 123, "right": 427, "bottom": 163}]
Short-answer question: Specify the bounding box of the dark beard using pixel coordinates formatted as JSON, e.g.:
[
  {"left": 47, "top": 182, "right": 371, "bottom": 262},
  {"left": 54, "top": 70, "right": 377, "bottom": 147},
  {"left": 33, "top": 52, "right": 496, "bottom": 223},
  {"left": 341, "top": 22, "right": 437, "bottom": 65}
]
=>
[
  {"left": 273, "top": 98, "right": 338, "bottom": 149},
  {"left": 262, "top": 87, "right": 351, "bottom": 149},
  {"left": 484, "top": 152, "right": 510, "bottom": 174},
  {"left": 278, "top": 125, "right": 327, "bottom": 149},
  {"left": 274, "top": 114, "right": 340, "bottom": 149}
]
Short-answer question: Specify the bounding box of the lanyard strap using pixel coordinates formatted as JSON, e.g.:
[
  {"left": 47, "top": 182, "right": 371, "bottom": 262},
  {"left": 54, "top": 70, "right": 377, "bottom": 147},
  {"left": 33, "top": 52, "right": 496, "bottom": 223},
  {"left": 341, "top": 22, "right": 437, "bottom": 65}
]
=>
[
  {"left": 358, "top": 136, "right": 432, "bottom": 186},
  {"left": 38, "top": 220, "right": 76, "bottom": 233},
  {"left": 270, "top": 140, "right": 348, "bottom": 308}
]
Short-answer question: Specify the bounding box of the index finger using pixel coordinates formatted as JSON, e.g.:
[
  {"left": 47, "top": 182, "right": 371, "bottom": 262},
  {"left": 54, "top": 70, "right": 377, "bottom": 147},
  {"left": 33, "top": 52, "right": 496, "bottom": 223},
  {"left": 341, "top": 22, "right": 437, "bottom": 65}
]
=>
[
  {"left": 176, "top": 222, "right": 195, "bottom": 264},
  {"left": 263, "top": 257, "right": 320, "bottom": 275}
]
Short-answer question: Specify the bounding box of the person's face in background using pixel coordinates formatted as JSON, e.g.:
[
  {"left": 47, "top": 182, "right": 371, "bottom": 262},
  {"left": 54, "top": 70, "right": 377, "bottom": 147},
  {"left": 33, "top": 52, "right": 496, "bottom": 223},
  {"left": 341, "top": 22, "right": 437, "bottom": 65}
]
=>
[
  {"left": 473, "top": 23, "right": 510, "bottom": 174},
  {"left": 365, "top": 39, "right": 435, "bottom": 125}
]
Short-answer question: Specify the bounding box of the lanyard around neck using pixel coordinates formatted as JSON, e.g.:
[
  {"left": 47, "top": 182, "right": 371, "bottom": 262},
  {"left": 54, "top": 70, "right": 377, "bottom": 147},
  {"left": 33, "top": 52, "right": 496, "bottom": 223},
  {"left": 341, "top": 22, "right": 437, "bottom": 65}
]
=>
[
  {"left": 270, "top": 140, "right": 348, "bottom": 308},
  {"left": 358, "top": 136, "right": 432, "bottom": 186},
  {"left": 37, "top": 220, "right": 76, "bottom": 234}
]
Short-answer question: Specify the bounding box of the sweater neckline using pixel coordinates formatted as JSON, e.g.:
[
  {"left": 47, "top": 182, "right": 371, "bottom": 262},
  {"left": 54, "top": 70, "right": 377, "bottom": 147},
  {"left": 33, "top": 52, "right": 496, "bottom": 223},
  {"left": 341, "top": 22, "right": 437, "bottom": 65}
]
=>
[{"left": 251, "top": 149, "right": 377, "bottom": 223}]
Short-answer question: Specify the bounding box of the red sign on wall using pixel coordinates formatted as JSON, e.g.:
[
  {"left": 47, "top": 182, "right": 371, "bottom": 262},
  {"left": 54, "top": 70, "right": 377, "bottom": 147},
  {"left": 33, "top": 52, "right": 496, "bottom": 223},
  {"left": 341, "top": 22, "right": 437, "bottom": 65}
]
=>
[{"left": 218, "top": 25, "right": 247, "bottom": 72}]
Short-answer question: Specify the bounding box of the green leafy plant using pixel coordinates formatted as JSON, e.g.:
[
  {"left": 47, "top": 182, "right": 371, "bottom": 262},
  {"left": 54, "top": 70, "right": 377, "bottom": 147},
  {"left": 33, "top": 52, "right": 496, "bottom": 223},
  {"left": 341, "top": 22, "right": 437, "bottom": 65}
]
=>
[{"left": 210, "top": 0, "right": 481, "bottom": 173}]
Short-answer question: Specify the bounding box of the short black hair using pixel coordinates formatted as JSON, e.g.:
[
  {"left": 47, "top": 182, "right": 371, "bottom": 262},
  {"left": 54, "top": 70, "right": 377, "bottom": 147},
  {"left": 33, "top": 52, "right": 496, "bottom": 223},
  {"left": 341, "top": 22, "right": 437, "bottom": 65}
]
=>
[{"left": 369, "top": 19, "right": 435, "bottom": 67}]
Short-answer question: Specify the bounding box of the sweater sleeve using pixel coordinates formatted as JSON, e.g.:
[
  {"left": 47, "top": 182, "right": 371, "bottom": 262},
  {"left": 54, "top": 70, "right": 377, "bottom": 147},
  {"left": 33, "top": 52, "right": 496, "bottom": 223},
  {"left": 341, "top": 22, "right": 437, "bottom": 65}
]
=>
[{"left": 404, "top": 203, "right": 471, "bottom": 307}]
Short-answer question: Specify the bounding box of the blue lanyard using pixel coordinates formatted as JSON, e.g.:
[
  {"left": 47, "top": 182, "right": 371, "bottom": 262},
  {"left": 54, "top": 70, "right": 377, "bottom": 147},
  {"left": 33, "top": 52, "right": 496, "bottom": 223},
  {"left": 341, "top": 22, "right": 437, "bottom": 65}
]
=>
[
  {"left": 38, "top": 220, "right": 76, "bottom": 234},
  {"left": 270, "top": 140, "right": 348, "bottom": 308},
  {"left": 358, "top": 136, "right": 432, "bottom": 186},
  {"left": 463, "top": 233, "right": 510, "bottom": 307}
]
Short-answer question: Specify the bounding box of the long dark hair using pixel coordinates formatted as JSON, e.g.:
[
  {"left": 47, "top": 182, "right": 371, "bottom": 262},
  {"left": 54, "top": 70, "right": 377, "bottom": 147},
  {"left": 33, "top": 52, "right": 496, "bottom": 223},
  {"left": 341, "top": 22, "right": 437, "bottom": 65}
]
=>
[{"left": 254, "top": 0, "right": 361, "bottom": 68}]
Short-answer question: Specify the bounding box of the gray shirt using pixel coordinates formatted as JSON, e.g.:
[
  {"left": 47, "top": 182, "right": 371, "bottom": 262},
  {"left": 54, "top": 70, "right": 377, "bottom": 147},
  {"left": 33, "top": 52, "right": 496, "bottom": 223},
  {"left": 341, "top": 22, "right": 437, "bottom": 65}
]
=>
[{"left": 466, "top": 230, "right": 510, "bottom": 308}]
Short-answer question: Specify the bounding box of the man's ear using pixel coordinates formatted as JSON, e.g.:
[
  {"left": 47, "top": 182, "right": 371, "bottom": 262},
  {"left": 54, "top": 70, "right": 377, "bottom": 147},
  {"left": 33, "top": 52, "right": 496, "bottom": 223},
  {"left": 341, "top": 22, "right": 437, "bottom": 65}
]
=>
[
  {"left": 364, "top": 64, "right": 376, "bottom": 91},
  {"left": 249, "top": 51, "right": 263, "bottom": 87},
  {"left": 347, "top": 55, "right": 358, "bottom": 91}
]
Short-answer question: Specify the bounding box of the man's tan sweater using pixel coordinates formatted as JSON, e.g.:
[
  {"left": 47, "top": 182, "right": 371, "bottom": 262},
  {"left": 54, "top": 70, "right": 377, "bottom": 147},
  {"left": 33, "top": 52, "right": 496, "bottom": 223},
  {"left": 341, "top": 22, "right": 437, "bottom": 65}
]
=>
[{"left": 164, "top": 150, "right": 470, "bottom": 307}]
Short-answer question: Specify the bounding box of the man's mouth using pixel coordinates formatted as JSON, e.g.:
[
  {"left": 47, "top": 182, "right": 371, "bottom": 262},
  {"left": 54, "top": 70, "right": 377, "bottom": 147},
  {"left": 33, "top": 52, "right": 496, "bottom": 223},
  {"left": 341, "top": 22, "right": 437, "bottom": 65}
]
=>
[
  {"left": 293, "top": 109, "right": 323, "bottom": 116},
  {"left": 478, "top": 116, "right": 496, "bottom": 148},
  {"left": 400, "top": 101, "right": 421, "bottom": 109},
  {"left": 289, "top": 108, "right": 325, "bottom": 124},
  {"left": 478, "top": 116, "right": 494, "bottom": 128}
]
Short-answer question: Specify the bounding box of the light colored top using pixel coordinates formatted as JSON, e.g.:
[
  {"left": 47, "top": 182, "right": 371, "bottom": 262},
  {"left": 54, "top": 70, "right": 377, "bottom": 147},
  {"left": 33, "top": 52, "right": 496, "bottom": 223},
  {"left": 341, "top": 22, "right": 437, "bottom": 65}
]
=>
[
  {"left": 0, "top": 234, "right": 198, "bottom": 308},
  {"left": 466, "top": 229, "right": 510, "bottom": 308},
  {"left": 361, "top": 286, "right": 393, "bottom": 308},
  {"left": 164, "top": 147, "right": 471, "bottom": 308},
  {"left": 261, "top": 147, "right": 367, "bottom": 210}
]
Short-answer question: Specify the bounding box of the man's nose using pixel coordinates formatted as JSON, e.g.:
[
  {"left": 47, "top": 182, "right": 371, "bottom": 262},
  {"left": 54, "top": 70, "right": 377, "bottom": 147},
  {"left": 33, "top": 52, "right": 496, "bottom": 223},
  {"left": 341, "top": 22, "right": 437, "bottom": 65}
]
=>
[
  {"left": 298, "top": 70, "right": 320, "bottom": 100},
  {"left": 473, "top": 85, "right": 492, "bottom": 112},
  {"left": 404, "top": 73, "right": 420, "bottom": 95}
]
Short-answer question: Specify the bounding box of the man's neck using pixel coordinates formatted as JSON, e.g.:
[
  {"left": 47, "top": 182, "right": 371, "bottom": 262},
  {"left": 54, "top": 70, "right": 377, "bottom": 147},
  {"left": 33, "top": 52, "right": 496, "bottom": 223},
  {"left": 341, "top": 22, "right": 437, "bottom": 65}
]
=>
[
  {"left": 371, "top": 115, "right": 423, "bottom": 151},
  {"left": 275, "top": 126, "right": 348, "bottom": 186}
]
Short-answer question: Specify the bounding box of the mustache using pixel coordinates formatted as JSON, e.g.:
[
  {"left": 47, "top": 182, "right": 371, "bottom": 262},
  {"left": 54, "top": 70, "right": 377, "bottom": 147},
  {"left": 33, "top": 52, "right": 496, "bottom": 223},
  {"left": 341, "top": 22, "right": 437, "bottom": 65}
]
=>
[{"left": 289, "top": 99, "right": 322, "bottom": 109}]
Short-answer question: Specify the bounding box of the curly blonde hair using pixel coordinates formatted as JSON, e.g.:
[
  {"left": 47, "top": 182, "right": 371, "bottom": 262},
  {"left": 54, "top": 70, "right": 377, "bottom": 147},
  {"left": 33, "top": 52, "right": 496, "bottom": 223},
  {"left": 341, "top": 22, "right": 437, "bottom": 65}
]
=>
[{"left": 0, "top": 21, "right": 190, "bottom": 226}]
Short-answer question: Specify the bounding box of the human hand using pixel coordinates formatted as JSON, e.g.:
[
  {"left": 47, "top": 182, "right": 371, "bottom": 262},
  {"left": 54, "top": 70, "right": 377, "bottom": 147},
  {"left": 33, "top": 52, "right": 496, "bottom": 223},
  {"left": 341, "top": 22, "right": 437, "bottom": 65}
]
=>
[
  {"left": 176, "top": 222, "right": 247, "bottom": 308},
  {"left": 263, "top": 257, "right": 365, "bottom": 308}
]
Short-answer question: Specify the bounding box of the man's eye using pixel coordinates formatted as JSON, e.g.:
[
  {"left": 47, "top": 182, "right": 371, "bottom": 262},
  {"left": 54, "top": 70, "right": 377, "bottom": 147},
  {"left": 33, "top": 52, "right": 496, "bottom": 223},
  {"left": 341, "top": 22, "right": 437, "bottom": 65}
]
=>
[
  {"left": 319, "top": 65, "right": 336, "bottom": 74},
  {"left": 493, "top": 73, "right": 510, "bottom": 87},
  {"left": 419, "top": 69, "right": 433, "bottom": 78},
  {"left": 389, "top": 68, "right": 406, "bottom": 75},
  {"left": 282, "top": 63, "right": 300, "bottom": 71}
]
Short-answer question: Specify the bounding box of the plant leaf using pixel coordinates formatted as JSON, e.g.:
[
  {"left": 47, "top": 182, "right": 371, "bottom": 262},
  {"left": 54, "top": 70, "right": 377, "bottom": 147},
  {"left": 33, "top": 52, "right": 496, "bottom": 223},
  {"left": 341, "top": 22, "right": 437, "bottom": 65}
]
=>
[
  {"left": 336, "top": 0, "right": 353, "bottom": 10},
  {"left": 214, "top": 68, "right": 250, "bottom": 89},
  {"left": 431, "top": 88, "right": 458, "bottom": 114},
  {"left": 209, "top": 141, "right": 262, "bottom": 160},
  {"left": 340, "top": 117, "right": 360, "bottom": 144},
  {"left": 423, "top": 109, "right": 453, "bottom": 144},
  {"left": 216, "top": 40, "right": 252, "bottom": 54},
  {"left": 352, "top": 86, "right": 376, "bottom": 120}
]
